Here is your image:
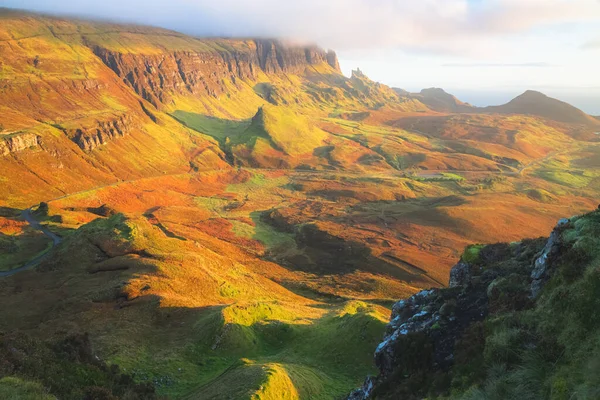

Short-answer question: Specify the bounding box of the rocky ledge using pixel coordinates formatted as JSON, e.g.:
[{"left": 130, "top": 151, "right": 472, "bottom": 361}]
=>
[
  {"left": 92, "top": 40, "right": 340, "bottom": 109},
  {"left": 348, "top": 213, "right": 587, "bottom": 400},
  {"left": 68, "top": 114, "right": 139, "bottom": 151},
  {"left": 0, "top": 132, "right": 42, "bottom": 156}
]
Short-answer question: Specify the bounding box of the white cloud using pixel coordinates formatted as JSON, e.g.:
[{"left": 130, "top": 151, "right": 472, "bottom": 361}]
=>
[
  {"left": 2, "top": 0, "right": 600, "bottom": 54},
  {"left": 582, "top": 39, "right": 600, "bottom": 49},
  {"left": 3, "top": 0, "right": 600, "bottom": 108}
]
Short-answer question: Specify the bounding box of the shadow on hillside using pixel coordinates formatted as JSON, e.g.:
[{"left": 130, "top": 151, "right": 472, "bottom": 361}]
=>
[
  {"left": 170, "top": 110, "right": 253, "bottom": 166},
  {"left": 255, "top": 209, "right": 440, "bottom": 289},
  {"left": 0, "top": 207, "right": 56, "bottom": 273},
  {"left": 170, "top": 110, "right": 250, "bottom": 145},
  {"left": 0, "top": 209, "right": 394, "bottom": 398}
]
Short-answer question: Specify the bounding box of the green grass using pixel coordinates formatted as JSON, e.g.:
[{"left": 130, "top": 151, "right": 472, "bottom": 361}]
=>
[
  {"left": 411, "top": 173, "right": 465, "bottom": 183},
  {"left": 0, "top": 232, "right": 53, "bottom": 272},
  {"left": 447, "top": 210, "right": 600, "bottom": 400},
  {"left": 171, "top": 111, "right": 249, "bottom": 143},
  {"left": 136, "top": 300, "right": 388, "bottom": 399},
  {"left": 230, "top": 214, "right": 298, "bottom": 256},
  {"left": 462, "top": 244, "right": 485, "bottom": 264},
  {"left": 535, "top": 170, "right": 594, "bottom": 189},
  {"left": 0, "top": 377, "right": 56, "bottom": 400},
  {"left": 243, "top": 105, "right": 327, "bottom": 155}
]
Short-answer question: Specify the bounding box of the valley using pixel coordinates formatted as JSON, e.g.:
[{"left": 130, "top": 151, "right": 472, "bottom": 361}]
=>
[{"left": 0, "top": 9, "right": 599, "bottom": 400}]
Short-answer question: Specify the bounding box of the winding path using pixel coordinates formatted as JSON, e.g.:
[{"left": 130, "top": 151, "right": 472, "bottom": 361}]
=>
[{"left": 0, "top": 209, "right": 62, "bottom": 278}]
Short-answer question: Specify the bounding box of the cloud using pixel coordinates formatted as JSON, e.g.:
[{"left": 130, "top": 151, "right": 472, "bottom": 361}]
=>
[
  {"left": 2, "top": 0, "right": 600, "bottom": 54},
  {"left": 443, "top": 62, "right": 556, "bottom": 68},
  {"left": 581, "top": 40, "right": 600, "bottom": 49}
]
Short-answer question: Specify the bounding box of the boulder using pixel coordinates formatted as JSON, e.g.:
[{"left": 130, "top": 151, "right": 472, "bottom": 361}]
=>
[{"left": 449, "top": 261, "right": 471, "bottom": 288}]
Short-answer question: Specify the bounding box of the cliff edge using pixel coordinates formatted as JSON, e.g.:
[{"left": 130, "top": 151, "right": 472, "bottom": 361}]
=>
[{"left": 350, "top": 207, "right": 600, "bottom": 399}]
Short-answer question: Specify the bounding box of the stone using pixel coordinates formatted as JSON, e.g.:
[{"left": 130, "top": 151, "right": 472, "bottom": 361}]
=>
[
  {"left": 449, "top": 261, "right": 472, "bottom": 288},
  {"left": 530, "top": 217, "right": 569, "bottom": 298},
  {"left": 0, "top": 133, "right": 41, "bottom": 156}
]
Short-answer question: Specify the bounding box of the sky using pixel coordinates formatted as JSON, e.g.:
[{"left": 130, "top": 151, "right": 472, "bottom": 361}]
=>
[{"left": 2, "top": 0, "right": 600, "bottom": 113}]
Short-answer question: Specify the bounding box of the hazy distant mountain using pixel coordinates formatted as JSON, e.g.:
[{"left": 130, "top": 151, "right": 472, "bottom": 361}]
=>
[
  {"left": 395, "top": 87, "right": 599, "bottom": 128},
  {"left": 483, "top": 90, "right": 600, "bottom": 127},
  {"left": 394, "top": 87, "right": 475, "bottom": 113}
]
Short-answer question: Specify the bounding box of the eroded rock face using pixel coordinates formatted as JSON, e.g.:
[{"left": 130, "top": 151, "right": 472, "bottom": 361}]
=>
[
  {"left": 448, "top": 261, "right": 471, "bottom": 288},
  {"left": 92, "top": 40, "right": 341, "bottom": 109},
  {"left": 347, "top": 235, "right": 554, "bottom": 400},
  {"left": 68, "top": 114, "right": 138, "bottom": 151},
  {"left": 530, "top": 218, "right": 570, "bottom": 298},
  {"left": 0, "top": 133, "right": 41, "bottom": 156}
]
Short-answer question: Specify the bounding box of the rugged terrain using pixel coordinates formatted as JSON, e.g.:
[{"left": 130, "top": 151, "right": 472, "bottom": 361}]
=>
[
  {"left": 1, "top": 9, "right": 600, "bottom": 399},
  {"left": 349, "top": 207, "right": 600, "bottom": 400}
]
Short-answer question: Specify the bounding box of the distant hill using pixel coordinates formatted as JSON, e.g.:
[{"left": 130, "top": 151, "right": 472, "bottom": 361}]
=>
[
  {"left": 396, "top": 87, "right": 600, "bottom": 127},
  {"left": 394, "top": 88, "right": 474, "bottom": 113},
  {"left": 484, "top": 90, "right": 600, "bottom": 127}
]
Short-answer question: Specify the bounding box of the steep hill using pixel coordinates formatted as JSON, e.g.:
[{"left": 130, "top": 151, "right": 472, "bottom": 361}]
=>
[
  {"left": 0, "top": 9, "right": 402, "bottom": 207},
  {"left": 484, "top": 90, "right": 600, "bottom": 127},
  {"left": 1, "top": 9, "right": 600, "bottom": 400},
  {"left": 349, "top": 208, "right": 600, "bottom": 399}
]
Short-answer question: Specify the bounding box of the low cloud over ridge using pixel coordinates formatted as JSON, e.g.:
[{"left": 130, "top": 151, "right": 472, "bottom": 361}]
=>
[{"left": 2, "top": 0, "right": 600, "bottom": 54}]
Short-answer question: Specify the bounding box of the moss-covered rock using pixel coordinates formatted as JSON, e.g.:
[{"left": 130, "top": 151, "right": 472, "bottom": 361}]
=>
[{"left": 349, "top": 209, "right": 600, "bottom": 400}]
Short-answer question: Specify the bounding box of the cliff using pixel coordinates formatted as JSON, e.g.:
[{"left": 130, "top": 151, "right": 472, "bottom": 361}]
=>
[
  {"left": 92, "top": 39, "right": 341, "bottom": 109},
  {"left": 350, "top": 207, "right": 600, "bottom": 399},
  {"left": 0, "top": 133, "right": 41, "bottom": 156},
  {"left": 67, "top": 114, "right": 139, "bottom": 151},
  {"left": 0, "top": 11, "right": 351, "bottom": 205}
]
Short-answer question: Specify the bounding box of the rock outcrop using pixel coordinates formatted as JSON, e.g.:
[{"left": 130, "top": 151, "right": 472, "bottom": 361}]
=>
[
  {"left": 0, "top": 133, "right": 41, "bottom": 156},
  {"left": 348, "top": 217, "right": 577, "bottom": 399},
  {"left": 530, "top": 218, "right": 569, "bottom": 297},
  {"left": 68, "top": 114, "right": 138, "bottom": 151},
  {"left": 92, "top": 40, "right": 341, "bottom": 109}
]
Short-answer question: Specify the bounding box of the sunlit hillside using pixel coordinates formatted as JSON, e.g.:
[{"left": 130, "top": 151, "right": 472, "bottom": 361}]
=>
[{"left": 1, "top": 9, "right": 600, "bottom": 400}]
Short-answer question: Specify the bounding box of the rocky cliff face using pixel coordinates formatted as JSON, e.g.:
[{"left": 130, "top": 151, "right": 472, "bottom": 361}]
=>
[
  {"left": 0, "top": 133, "right": 42, "bottom": 156},
  {"left": 348, "top": 213, "right": 589, "bottom": 400},
  {"left": 68, "top": 114, "right": 138, "bottom": 151},
  {"left": 92, "top": 40, "right": 340, "bottom": 109}
]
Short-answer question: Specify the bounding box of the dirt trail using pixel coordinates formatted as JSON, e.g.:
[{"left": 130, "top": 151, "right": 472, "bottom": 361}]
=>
[{"left": 0, "top": 209, "right": 62, "bottom": 277}]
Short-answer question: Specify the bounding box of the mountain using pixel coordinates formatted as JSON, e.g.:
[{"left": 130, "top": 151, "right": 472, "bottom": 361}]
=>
[
  {"left": 484, "top": 90, "right": 600, "bottom": 127},
  {"left": 397, "top": 88, "right": 475, "bottom": 113},
  {"left": 395, "top": 87, "right": 600, "bottom": 128},
  {"left": 1, "top": 9, "right": 600, "bottom": 400},
  {"left": 0, "top": 10, "right": 400, "bottom": 207},
  {"left": 349, "top": 208, "right": 600, "bottom": 400}
]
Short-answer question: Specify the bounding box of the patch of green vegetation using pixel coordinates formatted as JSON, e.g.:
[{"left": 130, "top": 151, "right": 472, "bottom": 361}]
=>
[
  {"left": 0, "top": 333, "right": 155, "bottom": 400},
  {"left": 244, "top": 105, "right": 327, "bottom": 155},
  {"left": 174, "top": 301, "right": 387, "bottom": 399},
  {"left": 250, "top": 212, "right": 297, "bottom": 253},
  {"left": 171, "top": 111, "right": 249, "bottom": 143},
  {"left": 0, "top": 232, "right": 53, "bottom": 272},
  {"left": 80, "top": 213, "right": 135, "bottom": 240},
  {"left": 411, "top": 173, "right": 465, "bottom": 183},
  {"left": 462, "top": 244, "right": 485, "bottom": 264},
  {"left": 447, "top": 210, "right": 600, "bottom": 400},
  {"left": 535, "top": 170, "right": 594, "bottom": 189},
  {"left": 101, "top": 94, "right": 128, "bottom": 112},
  {"left": 525, "top": 188, "right": 556, "bottom": 203},
  {"left": 0, "top": 377, "right": 56, "bottom": 400}
]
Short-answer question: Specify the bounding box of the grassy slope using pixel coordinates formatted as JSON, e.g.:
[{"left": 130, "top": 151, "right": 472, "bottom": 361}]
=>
[
  {"left": 1, "top": 10, "right": 600, "bottom": 400},
  {"left": 0, "top": 212, "right": 390, "bottom": 399},
  {"left": 363, "top": 209, "right": 600, "bottom": 400},
  {"left": 0, "top": 377, "right": 56, "bottom": 400},
  {"left": 452, "top": 210, "right": 600, "bottom": 400}
]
